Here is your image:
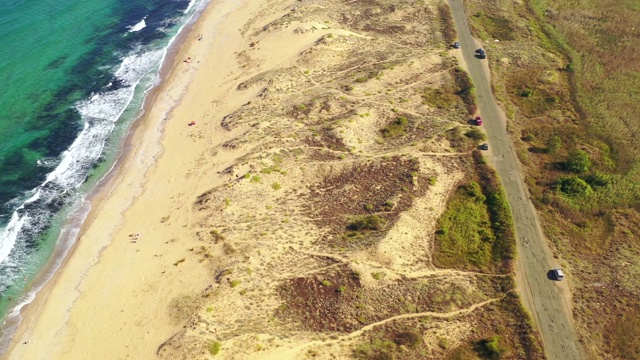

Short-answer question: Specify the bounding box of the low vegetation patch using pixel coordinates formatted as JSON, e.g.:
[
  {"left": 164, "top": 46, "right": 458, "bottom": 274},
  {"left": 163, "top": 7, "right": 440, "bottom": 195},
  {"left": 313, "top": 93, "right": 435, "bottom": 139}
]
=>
[
  {"left": 434, "top": 152, "right": 515, "bottom": 272},
  {"left": 465, "top": 129, "right": 486, "bottom": 142},
  {"left": 606, "top": 309, "right": 640, "bottom": 360},
  {"left": 380, "top": 116, "right": 409, "bottom": 138},
  {"left": 438, "top": 3, "right": 457, "bottom": 45},
  {"left": 470, "top": 11, "right": 516, "bottom": 41},
  {"left": 305, "top": 156, "right": 430, "bottom": 248},
  {"left": 422, "top": 68, "right": 476, "bottom": 115},
  {"left": 434, "top": 182, "right": 495, "bottom": 271},
  {"left": 347, "top": 215, "right": 385, "bottom": 231},
  {"left": 352, "top": 291, "right": 542, "bottom": 360},
  {"left": 473, "top": 151, "right": 516, "bottom": 270},
  {"left": 452, "top": 67, "right": 477, "bottom": 115},
  {"left": 209, "top": 341, "right": 221, "bottom": 355}
]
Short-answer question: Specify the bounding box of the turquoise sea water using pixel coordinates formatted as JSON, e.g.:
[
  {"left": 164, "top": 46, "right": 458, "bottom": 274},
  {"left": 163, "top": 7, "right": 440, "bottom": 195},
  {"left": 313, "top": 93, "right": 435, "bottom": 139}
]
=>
[{"left": 0, "top": 0, "right": 205, "bottom": 344}]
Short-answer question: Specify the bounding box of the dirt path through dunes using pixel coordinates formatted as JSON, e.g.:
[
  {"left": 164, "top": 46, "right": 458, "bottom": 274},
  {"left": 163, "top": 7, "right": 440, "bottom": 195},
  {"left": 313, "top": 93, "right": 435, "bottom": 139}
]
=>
[{"left": 447, "top": 0, "right": 584, "bottom": 359}]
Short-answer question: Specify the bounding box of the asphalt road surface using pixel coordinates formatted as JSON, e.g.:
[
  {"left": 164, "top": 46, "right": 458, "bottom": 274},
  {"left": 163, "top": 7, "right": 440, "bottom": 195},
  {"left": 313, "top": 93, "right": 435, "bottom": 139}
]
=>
[{"left": 447, "top": 1, "right": 585, "bottom": 359}]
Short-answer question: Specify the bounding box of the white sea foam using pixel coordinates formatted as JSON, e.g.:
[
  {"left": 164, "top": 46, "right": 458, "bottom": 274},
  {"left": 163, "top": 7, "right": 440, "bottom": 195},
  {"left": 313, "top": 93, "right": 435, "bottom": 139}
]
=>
[
  {"left": 0, "top": 47, "right": 165, "bottom": 270},
  {"left": 36, "top": 157, "right": 58, "bottom": 168},
  {"left": 128, "top": 18, "right": 146, "bottom": 32},
  {"left": 184, "top": 0, "right": 196, "bottom": 14}
]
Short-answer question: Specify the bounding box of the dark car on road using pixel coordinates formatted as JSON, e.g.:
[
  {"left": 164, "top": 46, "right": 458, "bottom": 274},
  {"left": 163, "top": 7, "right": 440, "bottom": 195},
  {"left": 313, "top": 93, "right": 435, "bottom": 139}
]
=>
[
  {"left": 453, "top": 41, "right": 460, "bottom": 49},
  {"left": 479, "top": 143, "right": 489, "bottom": 150},
  {"left": 476, "top": 48, "right": 486, "bottom": 59}
]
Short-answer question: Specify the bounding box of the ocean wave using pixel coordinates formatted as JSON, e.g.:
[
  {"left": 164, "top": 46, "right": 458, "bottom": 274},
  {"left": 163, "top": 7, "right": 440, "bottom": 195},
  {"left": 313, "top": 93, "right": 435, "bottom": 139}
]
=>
[
  {"left": 184, "top": 0, "right": 196, "bottom": 14},
  {"left": 36, "top": 157, "right": 59, "bottom": 168},
  {"left": 0, "top": 46, "right": 166, "bottom": 294},
  {"left": 128, "top": 18, "right": 146, "bottom": 32}
]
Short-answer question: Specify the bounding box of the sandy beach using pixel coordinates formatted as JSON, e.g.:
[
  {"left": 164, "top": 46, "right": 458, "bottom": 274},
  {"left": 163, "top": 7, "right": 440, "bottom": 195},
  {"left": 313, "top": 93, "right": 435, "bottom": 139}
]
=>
[
  {"left": 3, "top": 0, "right": 542, "bottom": 358},
  {"left": 5, "top": 0, "right": 265, "bottom": 357}
]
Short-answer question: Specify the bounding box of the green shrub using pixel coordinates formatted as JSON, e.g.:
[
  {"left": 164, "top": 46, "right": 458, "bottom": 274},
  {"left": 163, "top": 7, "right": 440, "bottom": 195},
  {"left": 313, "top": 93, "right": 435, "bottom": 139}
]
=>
[
  {"left": 347, "top": 215, "right": 385, "bottom": 231},
  {"left": 465, "top": 181, "right": 485, "bottom": 201},
  {"left": 546, "top": 135, "right": 562, "bottom": 154},
  {"left": 584, "top": 172, "right": 611, "bottom": 188},
  {"left": 394, "top": 331, "right": 421, "bottom": 348},
  {"left": 475, "top": 336, "right": 502, "bottom": 359},
  {"left": 555, "top": 176, "right": 593, "bottom": 197},
  {"left": 209, "top": 341, "right": 222, "bottom": 355},
  {"left": 565, "top": 150, "right": 591, "bottom": 173},
  {"left": 520, "top": 88, "right": 533, "bottom": 97},
  {"left": 521, "top": 133, "right": 536, "bottom": 142},
  {"left": 380, "top": 116, "right": 409, "bottom": 138},
  {"left": 465, "top": 129, "right": 487, "bottom": 141}
]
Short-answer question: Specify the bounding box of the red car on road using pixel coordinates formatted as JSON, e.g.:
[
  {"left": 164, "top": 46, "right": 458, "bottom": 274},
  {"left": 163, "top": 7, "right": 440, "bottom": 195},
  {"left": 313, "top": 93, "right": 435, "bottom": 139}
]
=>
[{"left": 475, "top": 116, "right": 482, "bottom": 125}]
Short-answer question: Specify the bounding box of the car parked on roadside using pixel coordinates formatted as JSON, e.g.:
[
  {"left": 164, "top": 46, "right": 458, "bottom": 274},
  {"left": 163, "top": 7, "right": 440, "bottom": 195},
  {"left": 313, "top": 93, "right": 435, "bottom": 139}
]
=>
[
  {"left": 480, "top": 143, "right": 489, "bottom": 150},
  {"left": 475, "top": 116, "right": 482, "bottom": 125},
  {"left": 453, "top": 41, "right": 460, "bottom": 49},
  {"left": 551, "top": 269, "right": 565, "bottom": 281},
  {"left": 476, "top": 48, "right": 486, "bottom": 59}
]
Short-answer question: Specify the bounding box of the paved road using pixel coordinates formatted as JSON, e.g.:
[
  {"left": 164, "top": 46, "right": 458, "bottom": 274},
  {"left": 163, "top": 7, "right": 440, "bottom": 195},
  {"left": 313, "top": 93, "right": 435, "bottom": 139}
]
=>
[{"left": 447, "top": 1, "right": 584, "bottom": 359}]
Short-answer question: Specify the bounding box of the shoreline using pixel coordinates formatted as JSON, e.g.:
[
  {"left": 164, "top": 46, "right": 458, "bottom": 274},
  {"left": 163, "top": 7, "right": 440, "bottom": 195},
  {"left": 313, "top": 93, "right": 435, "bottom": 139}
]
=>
[
  {"left": 0, "top": 0, "right": 220, "bottom": 356},
  {"left": 0, "top": 0, "right": 211, "bottom": 349},
  {"left": 0, "top": 3, "right": 206, "bottom": 346}
]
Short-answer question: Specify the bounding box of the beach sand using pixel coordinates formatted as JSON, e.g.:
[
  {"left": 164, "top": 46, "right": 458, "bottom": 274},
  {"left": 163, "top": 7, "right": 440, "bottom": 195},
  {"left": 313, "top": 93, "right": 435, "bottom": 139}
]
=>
[
  {"left": 3, "top": 0, "right": 530, "bottom": 358},
  {"left": 5, "top": 0, "right": 266, "bottom": 358}
]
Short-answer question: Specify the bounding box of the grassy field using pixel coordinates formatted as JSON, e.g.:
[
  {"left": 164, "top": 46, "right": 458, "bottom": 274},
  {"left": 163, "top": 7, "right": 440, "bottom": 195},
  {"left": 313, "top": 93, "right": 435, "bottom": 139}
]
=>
[{"left": 466, "top": 0, "right": 640, "bottom": 358}]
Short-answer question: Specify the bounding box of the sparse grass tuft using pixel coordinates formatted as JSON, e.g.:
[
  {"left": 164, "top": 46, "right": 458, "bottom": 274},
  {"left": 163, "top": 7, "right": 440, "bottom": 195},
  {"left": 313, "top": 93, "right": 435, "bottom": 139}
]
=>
[
  {"left": 210, "top": 230, "right": 225, "bottom": 243},
  {"left": 371, "top": 272, "right": 385, "bottom": 280}
]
